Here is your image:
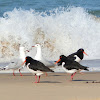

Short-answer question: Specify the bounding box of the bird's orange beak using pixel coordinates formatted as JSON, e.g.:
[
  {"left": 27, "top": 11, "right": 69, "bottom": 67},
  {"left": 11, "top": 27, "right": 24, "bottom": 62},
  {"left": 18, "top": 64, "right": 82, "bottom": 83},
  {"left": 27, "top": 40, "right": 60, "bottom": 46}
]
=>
[
  {"left": 55, "top": 59, "right": 61, "bottom": 64},
  {"left": 83, "top": 51, "right": 88, "bottom": 56},
  {"left": 32, "top": 46, "right": 35, "bottom": 47},
  {"left": 22, "top": 60, "right": 26, "bottom": 65}
]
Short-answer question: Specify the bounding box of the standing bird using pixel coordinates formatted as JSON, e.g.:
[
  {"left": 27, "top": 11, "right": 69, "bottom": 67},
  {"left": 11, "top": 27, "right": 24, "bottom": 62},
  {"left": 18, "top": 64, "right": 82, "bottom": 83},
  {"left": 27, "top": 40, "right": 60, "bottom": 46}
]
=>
[
  {"left": 27, "top": 44, "right": 56, "bottom": 76},
  {"left": 68, "top": 48, "right": 88, "bottom": 62},
  {"left": 55, "top": 55, "right": 89, "bottom": 81},
  {"left": 3, "top": 47, "right": 26, "bottom": 76},
  {"left": 57, "top": 48, "right": 88, "bottom": 66},
  {"left": 22, "top": 56, "right": 54, "bottom": 83},
  {"left": 32, "top": 44, "right": 55, "bottom": 68}
]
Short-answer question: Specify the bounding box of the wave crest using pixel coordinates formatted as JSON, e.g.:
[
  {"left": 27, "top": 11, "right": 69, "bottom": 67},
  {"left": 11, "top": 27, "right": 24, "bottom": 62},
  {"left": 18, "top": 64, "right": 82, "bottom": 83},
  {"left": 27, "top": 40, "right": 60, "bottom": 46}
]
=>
[{"left": 0, "top": 7, "right": 100, "bottom": 61}]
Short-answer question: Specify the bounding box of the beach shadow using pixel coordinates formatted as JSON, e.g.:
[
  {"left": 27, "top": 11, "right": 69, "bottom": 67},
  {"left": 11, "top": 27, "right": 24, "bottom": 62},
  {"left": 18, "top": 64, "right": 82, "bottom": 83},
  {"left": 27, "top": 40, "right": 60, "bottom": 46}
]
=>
[
  {"left": 50, "top": 74, "right": 65, "bottom": 76},
  {"left": 51, "top": 75, "right": 62, "bottom": 76},
  {"left": 22, "top": 74, "right": 33, "bottom": 76},
  {"left": 72, "top": 79, "right": 96, "bottom": 82},
  {"left": 7, "top": 74, "right": 33, "bottom": 76},
  {"left": 40, "top": 81, "right": 61, "bottom": 83}
]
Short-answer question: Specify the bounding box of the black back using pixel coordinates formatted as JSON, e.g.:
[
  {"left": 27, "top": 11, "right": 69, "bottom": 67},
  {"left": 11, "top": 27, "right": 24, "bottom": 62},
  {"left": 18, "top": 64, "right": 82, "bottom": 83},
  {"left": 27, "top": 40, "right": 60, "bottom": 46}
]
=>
[
  {"left": 58, "top": 48, "right": 84, "bottom": 66},
  {"left": 67, "top": 48, "right": 84, "bottom": 60},
  {"left": 25, "top": 56, "right": 54, "bottom": 72},
  {"left": 59, "top": 55, "right": 89, "bottom": 71}
]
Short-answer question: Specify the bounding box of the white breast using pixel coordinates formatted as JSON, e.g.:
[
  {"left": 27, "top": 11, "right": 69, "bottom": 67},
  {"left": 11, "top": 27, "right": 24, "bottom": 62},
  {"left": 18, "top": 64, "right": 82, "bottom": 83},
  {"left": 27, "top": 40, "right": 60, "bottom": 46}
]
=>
[
  {"left": 74, "top": 55, "right": 81, "bottom": 62},
  {"left": 62, "top": 62, "right": 77, "bottom": 74},
  {"left": 26, "top": 63, "right": 44, "bottom": 76}
]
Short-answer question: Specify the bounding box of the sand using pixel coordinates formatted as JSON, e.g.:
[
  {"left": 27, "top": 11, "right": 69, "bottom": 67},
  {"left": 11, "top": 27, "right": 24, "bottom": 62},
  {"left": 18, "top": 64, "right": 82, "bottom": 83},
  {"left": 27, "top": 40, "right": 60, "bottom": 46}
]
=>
[{"left": 0, "top": 72, "right": 100, "bottom": 100}]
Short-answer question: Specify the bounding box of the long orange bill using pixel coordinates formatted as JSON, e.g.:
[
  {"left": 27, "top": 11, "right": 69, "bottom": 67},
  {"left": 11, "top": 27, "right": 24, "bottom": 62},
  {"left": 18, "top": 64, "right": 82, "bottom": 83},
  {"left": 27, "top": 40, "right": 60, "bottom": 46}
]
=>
[
  {"left": 32, "top": 46, "right": 35, "bottom": 47},
  {"left": 55, "top": 59, "right": 61, "bottom": 64},
  {"left": 83, "top": 51, "right": 88, "bottom": 56},
  {"left": 22, "top": 60, "right": 26, "bottom": 65}
]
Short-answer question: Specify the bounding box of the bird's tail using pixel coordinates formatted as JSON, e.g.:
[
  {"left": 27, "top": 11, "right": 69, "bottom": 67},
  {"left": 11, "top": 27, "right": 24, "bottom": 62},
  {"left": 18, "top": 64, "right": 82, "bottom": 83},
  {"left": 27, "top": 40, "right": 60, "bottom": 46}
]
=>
[
  {"left": 48, "top": 69, "right": 54, "bottom": 72},
  {"left": 44, "top": 67, "right": 54, "bottom": 72},
  {"left": 84, "top": 66, "right": 89, "bottom": 71},
  {"left": 0, "top": 68, "right": 3, "bottom": 70},
  {"left": 1, "top": 66, "right": 8, "bottom": 70}
]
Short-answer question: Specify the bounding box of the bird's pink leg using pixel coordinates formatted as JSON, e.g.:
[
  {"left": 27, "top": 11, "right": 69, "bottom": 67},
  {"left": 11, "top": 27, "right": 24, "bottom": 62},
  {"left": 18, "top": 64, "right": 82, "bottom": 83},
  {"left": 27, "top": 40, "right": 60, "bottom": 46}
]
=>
[
  {"left": 13, "top": 70, "right": 15, "bottom": 76},
  {"left": 70, "top": 72, "right": 76, "bottom": 81},
  {"left": 34, "top": 74, "right": 38, "bottom": 83},
  {"left": 79, "top": 72, "right": 84, "bottom": 74},
  {"left": 45, "top": 72, "right": 48, "bottom": 76},
  {"left": 78, "top": 70, "right": 84, "bottom": 74},
  {"left": 38, "top": 76, "right": 41, "bottom": 83},
  {"left": 19, "top": 69, "right": 23, "bottom": 76}
]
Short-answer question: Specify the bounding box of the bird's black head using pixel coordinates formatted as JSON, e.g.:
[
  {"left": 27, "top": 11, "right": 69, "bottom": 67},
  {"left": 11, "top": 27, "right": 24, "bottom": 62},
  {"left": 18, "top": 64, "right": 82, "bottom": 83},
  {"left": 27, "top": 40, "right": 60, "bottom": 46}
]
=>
[
  {"left": 55, "top": 55, "right": 66, "bottom": 65},
  {"left": 77, "top": 48, "right": 84, "bottom": 52},
  {"left": 76, "top": 48, "right": 88, "bottom": 60},
  {"left": 60, "top": 55, "right": 67, "bottom": 60},
  {"left": 76, "top": 48, "right": 84, "bottom": 60},
  {"left": 25, "top": 56, "right": 34, "bottom": 65}
]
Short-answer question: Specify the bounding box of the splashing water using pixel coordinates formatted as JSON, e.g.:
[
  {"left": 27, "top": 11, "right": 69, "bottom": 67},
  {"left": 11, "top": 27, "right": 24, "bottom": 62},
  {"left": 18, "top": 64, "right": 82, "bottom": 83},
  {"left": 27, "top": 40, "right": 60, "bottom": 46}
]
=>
[{"left": 0, "top": 7, "right": 100, "bottom": 62}]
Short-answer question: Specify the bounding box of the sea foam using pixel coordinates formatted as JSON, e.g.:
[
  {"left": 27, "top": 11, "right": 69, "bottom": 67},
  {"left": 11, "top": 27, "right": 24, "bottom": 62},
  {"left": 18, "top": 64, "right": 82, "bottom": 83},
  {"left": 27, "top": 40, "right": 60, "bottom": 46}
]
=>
[{"left": 0, "top": 7, "right": 100, "bottom": 62}]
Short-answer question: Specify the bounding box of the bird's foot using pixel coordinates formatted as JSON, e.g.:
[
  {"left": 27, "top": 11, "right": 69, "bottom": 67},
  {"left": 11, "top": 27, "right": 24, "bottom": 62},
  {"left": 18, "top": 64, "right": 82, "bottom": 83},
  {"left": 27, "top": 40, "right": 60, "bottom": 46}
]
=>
[
  {"left": 20, "top": 74, "right": 23, "bottom": 76},
  {"left": 13, "top": 74, "right": 15, "bottom": 76},
  {"left": 79, "top": 72, "right": 84, "bottom": 74},
  {"left": 45, "top": 73, "right": 48, "bottom": 77},
  {"left": 34, "top": 82, "right": 38, "bottom": 83},
  {"left": 69, "top": 78, "right": 73, "bottom": 81},
  {"left": 33, "top": 81, "right": 40, "bottom": 83}
]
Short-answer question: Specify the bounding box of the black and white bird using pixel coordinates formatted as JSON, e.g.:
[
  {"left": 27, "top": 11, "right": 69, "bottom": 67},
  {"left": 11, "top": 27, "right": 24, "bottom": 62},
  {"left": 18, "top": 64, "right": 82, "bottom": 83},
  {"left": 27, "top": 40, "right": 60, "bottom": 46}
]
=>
[
  {"left": 27, "top": 44, "right": 56, "bottom": 76},
  {"left": 57, "top": 48, "right": 88, "bottom": 66},
  {"left": 22, "top": 56, "right": 54, "bottom": 83},
  {"left": 55, "top": 55, "right": 89, "bottom": 81}
]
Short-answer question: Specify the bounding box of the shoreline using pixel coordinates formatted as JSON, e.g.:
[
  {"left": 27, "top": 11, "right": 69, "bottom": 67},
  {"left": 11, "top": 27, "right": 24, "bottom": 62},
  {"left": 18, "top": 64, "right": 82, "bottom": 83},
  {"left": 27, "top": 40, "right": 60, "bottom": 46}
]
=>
[{"left": 0, "top": 72, "right": 100, "bottom": 100}]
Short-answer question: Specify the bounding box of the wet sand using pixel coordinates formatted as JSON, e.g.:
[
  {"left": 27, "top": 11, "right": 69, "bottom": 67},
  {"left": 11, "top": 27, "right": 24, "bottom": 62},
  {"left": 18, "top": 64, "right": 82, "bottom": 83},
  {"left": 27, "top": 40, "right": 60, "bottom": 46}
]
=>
[{"left": 0, "top": 72, "right": 100, "bottom": 100}]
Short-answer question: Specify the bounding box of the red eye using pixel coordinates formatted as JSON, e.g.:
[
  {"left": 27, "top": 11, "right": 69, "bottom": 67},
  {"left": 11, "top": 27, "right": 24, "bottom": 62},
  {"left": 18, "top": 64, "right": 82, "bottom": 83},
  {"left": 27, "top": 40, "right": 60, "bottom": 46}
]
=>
[{"left": 81, "top": 49, "right": 83, "bottom": 52}]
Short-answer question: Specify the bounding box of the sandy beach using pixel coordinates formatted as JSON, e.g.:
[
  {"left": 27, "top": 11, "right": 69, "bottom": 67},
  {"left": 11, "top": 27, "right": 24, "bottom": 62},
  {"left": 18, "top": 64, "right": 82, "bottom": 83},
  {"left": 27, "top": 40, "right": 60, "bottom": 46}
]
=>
[{"left": 0, "top": 72, "right": 100, "bottom": 100}]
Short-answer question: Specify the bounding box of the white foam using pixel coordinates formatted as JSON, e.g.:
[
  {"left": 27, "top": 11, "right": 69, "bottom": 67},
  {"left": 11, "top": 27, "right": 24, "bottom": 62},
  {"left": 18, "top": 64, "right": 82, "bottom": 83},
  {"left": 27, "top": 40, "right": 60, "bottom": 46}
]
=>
[{"left": 0, "top": 7, "right": 100, "bottom": 62}]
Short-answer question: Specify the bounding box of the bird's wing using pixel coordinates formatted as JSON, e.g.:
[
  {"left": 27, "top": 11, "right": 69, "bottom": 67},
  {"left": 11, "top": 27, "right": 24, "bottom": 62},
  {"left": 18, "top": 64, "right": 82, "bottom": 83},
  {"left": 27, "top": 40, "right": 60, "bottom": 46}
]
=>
[
  {"left": 67, "top": 53, "right": 76, "bottom": 61},
  {"left": 66, "top": 61, "right": 88, "bottom": 70},
  {"left": 64, "top": 64, "right": 79, "bottom": 70},
  {"left": 4, "top": 58, "right": 22, "bottom": 70},
  {"left": 63, "top": 60, "right": 80, "bottom": 70},
  {"left": 29, "top": 60, "right": 54, "bottom": 72}
]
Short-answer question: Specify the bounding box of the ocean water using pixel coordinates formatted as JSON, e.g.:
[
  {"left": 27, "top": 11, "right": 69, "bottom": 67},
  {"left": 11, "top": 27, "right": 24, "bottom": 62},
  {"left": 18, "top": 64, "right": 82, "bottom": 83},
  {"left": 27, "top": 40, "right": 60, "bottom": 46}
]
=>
[{"left": 0, "top": 0, "right": 100, "bottom": 72}]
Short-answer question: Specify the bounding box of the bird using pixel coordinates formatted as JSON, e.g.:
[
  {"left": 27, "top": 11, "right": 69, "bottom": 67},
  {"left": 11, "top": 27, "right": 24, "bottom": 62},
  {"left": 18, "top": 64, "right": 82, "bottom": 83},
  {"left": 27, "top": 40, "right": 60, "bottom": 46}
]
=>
[
  {"left": 57, "top": 48, "right": 88, "bottom": 66},
  {"left": 57, "top": 48, "right": 88, "bottom": 74},
  {"left": 68, "top": 48, "right": 88, "bottom": 62},
  {"left": 32, "top": 44, "right": 55, "bottom": 68},
  {"left": 27, "top": 44, "right": 56, "bottom": 76},
  {"left": 22, "top": 56, "right": 54, "bottom": 83},
  {"left": 2, "top": 46, "right": 26, "bottom": 76},
  {"left": 55, "top": 55, "right": 89, "bottom": 81}
]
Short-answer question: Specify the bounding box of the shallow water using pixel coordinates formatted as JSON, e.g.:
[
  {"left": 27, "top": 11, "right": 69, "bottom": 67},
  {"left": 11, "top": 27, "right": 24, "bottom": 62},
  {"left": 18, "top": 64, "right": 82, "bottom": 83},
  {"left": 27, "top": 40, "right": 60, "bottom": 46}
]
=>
[{"left": 0, "top": 59, "right": 100, "bottom": 73}]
